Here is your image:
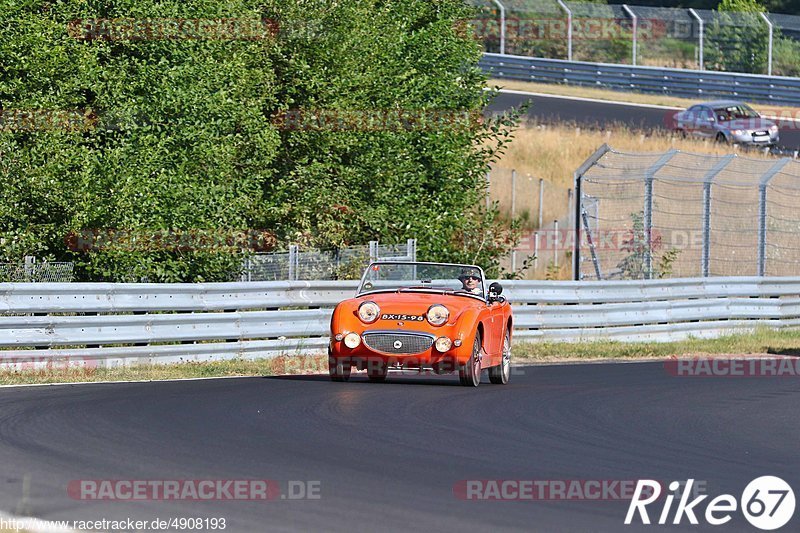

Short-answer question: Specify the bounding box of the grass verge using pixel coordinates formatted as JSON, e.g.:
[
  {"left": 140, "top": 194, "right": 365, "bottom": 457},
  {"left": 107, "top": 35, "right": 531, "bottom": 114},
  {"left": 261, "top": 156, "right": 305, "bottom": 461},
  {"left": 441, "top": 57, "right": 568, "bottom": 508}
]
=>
[
  {"left": 0, "top": 354, "right": 327, "bottom": 386},
  {"left": 2, "top": 329, "right": 799, "bottom": 385},
  {"left": 514, "top": 328, "right": 800, "bottom": 363}
]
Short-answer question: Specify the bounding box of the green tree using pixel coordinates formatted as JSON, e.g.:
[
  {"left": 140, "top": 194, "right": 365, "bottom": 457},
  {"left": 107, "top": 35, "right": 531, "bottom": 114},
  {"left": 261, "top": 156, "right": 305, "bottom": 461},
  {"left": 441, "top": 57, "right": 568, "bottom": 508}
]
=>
[
  {"left": 0, "top": 0, "right": 520, "bottom": 281},
  {"left": 705, "top": 0, "right": 770, "bottom": 73}
]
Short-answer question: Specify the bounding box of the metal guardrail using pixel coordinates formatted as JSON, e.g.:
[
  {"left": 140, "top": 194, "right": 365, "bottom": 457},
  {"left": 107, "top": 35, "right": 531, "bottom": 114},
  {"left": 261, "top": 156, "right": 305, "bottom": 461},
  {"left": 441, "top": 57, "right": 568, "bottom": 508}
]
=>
[
  {"left": 480, "top": 53, "right": 800, "bottom": 106},
  {"left": 1, "top": 277, "right": 799, "bottom": 367}
]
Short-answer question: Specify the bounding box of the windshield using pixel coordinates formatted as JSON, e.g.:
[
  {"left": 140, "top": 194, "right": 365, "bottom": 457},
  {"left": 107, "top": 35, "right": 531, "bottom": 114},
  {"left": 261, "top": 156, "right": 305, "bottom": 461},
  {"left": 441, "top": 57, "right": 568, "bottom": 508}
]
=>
[
  {"left": 714, "top": 104, "right": 759, "bottom": 122},
  {"left": 358, "top": 262, "right": 485, "bottom": 298}
]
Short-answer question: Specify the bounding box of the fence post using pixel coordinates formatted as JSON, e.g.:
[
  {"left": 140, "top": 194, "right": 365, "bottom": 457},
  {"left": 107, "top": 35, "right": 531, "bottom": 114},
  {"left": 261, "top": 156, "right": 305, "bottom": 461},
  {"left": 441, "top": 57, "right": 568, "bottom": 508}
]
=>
[
  {"left": 553, "top": 220, "right": 559, "bottom": 268},
  {"left": 758, "top": 158, "right": 791, "bottom": 276},
  {"left": 557, "top": 0, "right": 573, "bottom": 61},
  {"left": 534, "top": 232, "right": 539, "bottom": 272},
  {"left": 643, "top": 150, "right": 677, "bottom": 279},
  {"left": 623, "top": 5, "right": 637, "bottom": 66},
  {"left": 288, "top": 244, "right": 298, "bottom": 281},
  {"left": 538, "top": 178, "right": 544, "bottom": 230},
  {"left": 511, "top": 169, "right": 516, "bottom": 217},
  {"left": 369, "top": 241, "right": 378, "bottom": 262},
  {"left": 407, "top": 238, "right": 417, "bottom": 262},
  {"left": 760, "top": 12, "right": 773, "bottom": 76},
  {"left": 689, "top": 9, "right": 703, "bottom": 70},
  {"left": 572, "top": 144, "right": 612, "bottom": 280},
  {"left": 492, "top": 0, "right": 506, "bottom": 55},
  {"left": 24, "top": 256, "right": 35, "bottom": 282},
  {"left": 701, "top": 155, "right": 735, "bottom": 277}
]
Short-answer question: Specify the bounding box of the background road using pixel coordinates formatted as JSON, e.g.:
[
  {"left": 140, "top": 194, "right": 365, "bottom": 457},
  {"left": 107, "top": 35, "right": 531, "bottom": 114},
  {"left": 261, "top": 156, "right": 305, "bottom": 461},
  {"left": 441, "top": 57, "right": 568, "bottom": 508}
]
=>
[
  {"left": 488, "top": 91, "right": 800, "bottom": 152},
  {"left": 0, "top": 362, "right": 797, "bottom": 532}
]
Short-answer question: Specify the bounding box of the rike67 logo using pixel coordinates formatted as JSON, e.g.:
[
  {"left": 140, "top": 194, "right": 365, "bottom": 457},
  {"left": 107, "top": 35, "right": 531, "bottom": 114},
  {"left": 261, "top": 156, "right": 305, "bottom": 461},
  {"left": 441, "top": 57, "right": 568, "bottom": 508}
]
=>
[{"left": 625, "top": 477, "right": 795, "bottom": 530}]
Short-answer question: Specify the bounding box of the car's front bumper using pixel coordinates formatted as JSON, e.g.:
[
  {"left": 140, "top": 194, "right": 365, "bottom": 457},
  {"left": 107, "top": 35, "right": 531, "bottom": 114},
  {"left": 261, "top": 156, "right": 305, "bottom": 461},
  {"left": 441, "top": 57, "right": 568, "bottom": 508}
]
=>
[
  {"left": 729, "top": 130, "right": 779, "bottom": 145},
  {"left": 329, "top": 328, "right": 471, "bottom": 369}
]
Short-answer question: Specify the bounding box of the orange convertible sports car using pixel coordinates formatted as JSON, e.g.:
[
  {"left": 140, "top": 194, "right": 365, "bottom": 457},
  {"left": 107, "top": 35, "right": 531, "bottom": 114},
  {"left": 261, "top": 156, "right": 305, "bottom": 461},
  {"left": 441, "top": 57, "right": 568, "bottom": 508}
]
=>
[{"left": 328, "top": 261, "right": 512, "bottom": 387}]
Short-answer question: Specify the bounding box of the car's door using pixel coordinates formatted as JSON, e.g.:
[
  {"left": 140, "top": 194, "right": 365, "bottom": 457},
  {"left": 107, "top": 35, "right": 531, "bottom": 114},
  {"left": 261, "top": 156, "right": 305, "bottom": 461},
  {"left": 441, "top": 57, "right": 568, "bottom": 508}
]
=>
[
  {"left": 487, "top": 297, "right": 506, "bottom": 362},
  {"left": 696, "top": 106, "right": 717, "bottom": 138}
]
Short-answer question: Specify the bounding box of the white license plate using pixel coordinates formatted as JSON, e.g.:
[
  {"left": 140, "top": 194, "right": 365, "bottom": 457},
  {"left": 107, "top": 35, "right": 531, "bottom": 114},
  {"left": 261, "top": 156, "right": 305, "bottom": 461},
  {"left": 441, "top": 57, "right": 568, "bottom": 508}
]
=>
[{"left": 753, "top": 135, "right": 769, "bottom": 142}]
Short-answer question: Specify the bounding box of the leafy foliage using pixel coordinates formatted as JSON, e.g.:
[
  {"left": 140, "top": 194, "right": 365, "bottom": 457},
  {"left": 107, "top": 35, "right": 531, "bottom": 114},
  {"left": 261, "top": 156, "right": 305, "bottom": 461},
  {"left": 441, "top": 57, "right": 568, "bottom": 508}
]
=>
[
  {"left": 0, "top": 0, "right": 521, "bottom": 281},
  {"left": 616, "top": 211, "right": 680, "bottom": 280},
  {"left": 705, "top": 0, "right": 770, "bottom": 74}
]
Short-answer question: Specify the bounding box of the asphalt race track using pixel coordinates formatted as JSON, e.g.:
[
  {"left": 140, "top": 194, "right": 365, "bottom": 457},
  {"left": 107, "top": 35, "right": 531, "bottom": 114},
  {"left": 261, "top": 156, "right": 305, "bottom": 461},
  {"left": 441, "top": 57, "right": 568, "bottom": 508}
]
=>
[
  {"left": 488, "top": 91, "right": 800, "bottom": 152},
  {"left": 0, "top": 362, "right": 797, "bottom": 532}
]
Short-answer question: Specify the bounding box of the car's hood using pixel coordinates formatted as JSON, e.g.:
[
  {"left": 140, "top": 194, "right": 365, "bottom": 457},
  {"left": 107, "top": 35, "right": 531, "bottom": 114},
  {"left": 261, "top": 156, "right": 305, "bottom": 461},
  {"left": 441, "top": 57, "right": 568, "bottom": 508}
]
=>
[{"left": 346, "top": 290, "right": 484, "bottom": 322}]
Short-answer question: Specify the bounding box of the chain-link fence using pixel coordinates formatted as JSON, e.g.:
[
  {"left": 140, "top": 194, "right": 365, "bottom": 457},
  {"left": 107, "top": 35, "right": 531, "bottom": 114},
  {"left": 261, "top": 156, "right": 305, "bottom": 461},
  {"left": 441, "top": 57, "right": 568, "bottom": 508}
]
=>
[
  {"left": 486, "top": 166, "right": 572, "bottom": 278},
  {"left": 573, "top": 144, "right": 800, "bottom": 280},
  {"left": 469, "top": 0, "right": 800, "bottom": 76},
  {"left": 0, "top": 257, "right": 74, "bottom": 282},
  {"left": 241, "top": 240, "right": 417, "bottom": 281}
]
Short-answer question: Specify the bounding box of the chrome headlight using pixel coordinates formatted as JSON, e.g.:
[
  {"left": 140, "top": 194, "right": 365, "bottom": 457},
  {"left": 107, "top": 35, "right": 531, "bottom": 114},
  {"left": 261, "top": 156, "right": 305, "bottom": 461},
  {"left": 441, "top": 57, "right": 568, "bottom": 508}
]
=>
[
  {"left": 434, "top": 336, "right": 452, "bottom": 352},
  {"left": 344, "top": 332, "right": 361, "bottom": 349},
  {"left": 358, "top": 301, "right": 380, "bottom": 323},
  {"left": 427, "top": 304, "right": 449, "bottom": 326},
  {"left": 770, "top": 124, "right": 779, "bottom": 132}
]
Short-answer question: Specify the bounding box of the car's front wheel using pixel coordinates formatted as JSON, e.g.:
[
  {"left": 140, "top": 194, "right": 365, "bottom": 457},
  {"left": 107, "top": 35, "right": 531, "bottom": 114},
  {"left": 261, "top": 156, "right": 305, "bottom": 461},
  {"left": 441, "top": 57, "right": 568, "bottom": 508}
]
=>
[
  {"left": 459, "top": 332, "right": 482, "bottom": 387},
  {"left": 328, "top": 349, "right": 351, "bottom": 382},
  {"left": 488, "top": 329, "right": 511, "bottom": 385}
]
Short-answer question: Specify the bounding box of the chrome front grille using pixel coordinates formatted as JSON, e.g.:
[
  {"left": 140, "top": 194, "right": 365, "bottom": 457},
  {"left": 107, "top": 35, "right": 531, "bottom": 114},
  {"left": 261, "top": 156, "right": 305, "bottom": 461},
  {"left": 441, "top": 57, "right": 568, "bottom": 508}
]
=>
[{"left": 362, "top": 331, "right": 434, "bottom": 355}]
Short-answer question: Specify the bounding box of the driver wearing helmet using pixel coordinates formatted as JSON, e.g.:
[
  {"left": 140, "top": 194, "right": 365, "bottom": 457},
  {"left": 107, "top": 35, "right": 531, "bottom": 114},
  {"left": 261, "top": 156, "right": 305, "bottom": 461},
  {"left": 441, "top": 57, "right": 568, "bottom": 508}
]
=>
[{"left": 458, "top": 268, "right": 483, "bottom": 295}]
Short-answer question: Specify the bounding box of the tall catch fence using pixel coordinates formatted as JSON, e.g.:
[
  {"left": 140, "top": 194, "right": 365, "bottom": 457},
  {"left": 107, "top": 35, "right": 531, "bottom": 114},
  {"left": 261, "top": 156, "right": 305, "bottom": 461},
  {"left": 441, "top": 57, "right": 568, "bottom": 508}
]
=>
[
  {"left": 574, "top": 145, "right": 800, "bottom": 280},
  {"left": 241, "top": 240, "right": 417, "bottom": 281},
  {"left": 468, "top": 0, "right": 800, "bottom": 76}
]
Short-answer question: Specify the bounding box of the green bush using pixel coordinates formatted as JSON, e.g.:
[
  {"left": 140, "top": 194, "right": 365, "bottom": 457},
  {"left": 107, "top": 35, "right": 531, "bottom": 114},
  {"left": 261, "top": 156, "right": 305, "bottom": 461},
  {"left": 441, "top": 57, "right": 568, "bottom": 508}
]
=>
[{"left": 0, "top": 0, "right": 520, "bottom": 281}]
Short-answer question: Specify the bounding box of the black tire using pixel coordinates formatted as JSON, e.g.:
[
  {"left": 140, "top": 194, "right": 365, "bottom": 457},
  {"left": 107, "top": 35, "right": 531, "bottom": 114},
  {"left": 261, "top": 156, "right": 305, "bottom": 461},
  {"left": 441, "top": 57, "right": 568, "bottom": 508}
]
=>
[
  {"left": 458, "top": 332, "right": 482, "bottom": 387},
  {"left": 488, "top": 329, "right": 511, "bottom": 385},
  {"left": 715, "top": 132, "right": 728, "bottom": 144},
  {"left": 674, "top": 128, "right": 687, "bottom": 139},
  {"left": 328, "top": 349, "right": 351, "bottom": 382},
  {"left": 367, "top": 360, "right": 388, "bottom": 383}
]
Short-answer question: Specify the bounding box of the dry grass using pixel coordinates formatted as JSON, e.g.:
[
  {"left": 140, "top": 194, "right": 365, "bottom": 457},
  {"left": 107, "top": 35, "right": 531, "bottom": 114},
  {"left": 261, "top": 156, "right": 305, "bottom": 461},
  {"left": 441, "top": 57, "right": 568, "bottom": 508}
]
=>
[
  {"left": 514, "top": 328, "right": 800, "bottom": 362},
  {"left": 489, "top": 124, "right": 773, "bottom": 279},
  {"left": 0, "top": 354, "right": 329, "bottom": 385},
  {"left": 488, "top": 78, "right": 800, "bottom": 118}
]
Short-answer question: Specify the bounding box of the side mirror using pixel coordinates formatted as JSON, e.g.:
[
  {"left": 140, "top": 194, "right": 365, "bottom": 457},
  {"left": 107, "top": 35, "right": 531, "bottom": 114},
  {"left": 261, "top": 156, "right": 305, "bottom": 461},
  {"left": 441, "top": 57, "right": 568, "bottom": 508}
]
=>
[{"left": 488, "top": 282, "right": 503, "bottom": 302}]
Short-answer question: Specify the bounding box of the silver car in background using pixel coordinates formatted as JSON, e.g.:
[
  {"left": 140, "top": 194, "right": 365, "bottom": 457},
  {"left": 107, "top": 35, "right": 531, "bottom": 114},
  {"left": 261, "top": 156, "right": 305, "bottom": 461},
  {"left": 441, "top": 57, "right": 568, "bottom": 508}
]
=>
[{"left": 673, "top": 100, "right": 779, "bottom": 146}]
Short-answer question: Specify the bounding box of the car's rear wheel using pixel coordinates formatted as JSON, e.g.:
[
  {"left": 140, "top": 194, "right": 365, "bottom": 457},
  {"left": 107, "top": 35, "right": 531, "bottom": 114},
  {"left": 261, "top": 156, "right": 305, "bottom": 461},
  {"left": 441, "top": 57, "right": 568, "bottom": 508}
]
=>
[
  {"left": 715, "top": 132, "right": 728, "bottom": 144},
  {"left": 367, "top": 360, "right": 388, "bottom": 382},
  {"left": 459, "top": 332, "right": 482, "bottom": 387},
  {"left": 328, "top": 348, "right": 351, "bottom": 382},
  {"left": 489, "top": 330, "right": 511, "bottom": 385}
]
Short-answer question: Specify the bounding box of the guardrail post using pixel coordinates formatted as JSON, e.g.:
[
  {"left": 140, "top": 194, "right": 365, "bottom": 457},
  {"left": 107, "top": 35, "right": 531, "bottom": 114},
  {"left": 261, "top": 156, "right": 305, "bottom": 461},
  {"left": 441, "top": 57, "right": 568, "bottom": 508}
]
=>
[
  {"left": 24, "top": 256, "right": 35, "bottom": 283},
  {"left": 369, "top": 241, "right": 378, "bottom": 262},
  {"left": 758, "top": 158, "right": 790, "bottom": 276},
  {"left": 760, "top": 12, "right": 773, "bottom": 76},
  {"left": 623, "top": 5, "right": 637, "bottom": 66},
  {"left": 701, "top": 155, "right": 735, "bottom": 277},
  {"left": 492, "top": 0, "right": 506, "bottom": 55},
  {"left": 643, "top": 150, "right": 677, "bottom": 279},
  {"left": 689, "top": 9, "right": 703, "bottom": 70},
  {"left": 557, "top": 0, "right": 573, "bottom": 61}
]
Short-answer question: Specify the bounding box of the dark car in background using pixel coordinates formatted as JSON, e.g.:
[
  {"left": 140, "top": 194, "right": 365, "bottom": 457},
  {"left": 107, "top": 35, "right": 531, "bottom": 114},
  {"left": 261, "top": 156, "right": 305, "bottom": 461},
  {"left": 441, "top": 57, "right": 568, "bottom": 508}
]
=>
[{"left": 673, "top": 100, "right": 779, "bottom": 146}]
